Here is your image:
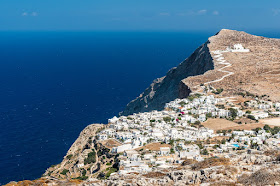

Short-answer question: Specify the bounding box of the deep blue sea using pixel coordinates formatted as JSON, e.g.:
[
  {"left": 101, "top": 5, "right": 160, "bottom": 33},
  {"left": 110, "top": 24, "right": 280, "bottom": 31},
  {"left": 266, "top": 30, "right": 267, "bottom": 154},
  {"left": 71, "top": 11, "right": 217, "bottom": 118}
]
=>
[{"left": 0, "top": 31, "right": 279, "bottom": 184}]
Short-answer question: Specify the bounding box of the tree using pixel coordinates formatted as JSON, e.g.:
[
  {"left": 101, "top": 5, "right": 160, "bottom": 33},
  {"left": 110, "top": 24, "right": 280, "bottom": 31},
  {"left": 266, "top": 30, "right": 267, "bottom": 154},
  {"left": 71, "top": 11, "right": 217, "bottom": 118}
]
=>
[
  {"left": 163, "top": 117, "right": 171, "bottom": 123},
  {"left": 213, "top": 88, "right": 223, "bottom": 94},
  {"left": 263, "top": 124, "right": 271, "bottom": 132},
  {"left": 247, "top": 115, "right": 256, "bottom": 120},
  {"left": 201, "top": 149, "right": 209, "bottom": 155},
  {"left": 179, "top": 101, "right": 187, "bottom": 107},
  {"left": 229, "top": 108, "right": 238, "bottom": 119},
  {"left": 246, "top": 110, "right": 251, "bottom": 114},
  {"left": 206, "top": 113, "right": 212, "bottom": 119},
  {"left": 194, "top": 121, "right": 201, "bottom": 125},
  {"left": 60, "top": 169, "right": 69, "bottom": 175},
  {"left": 169, "top": 139, "right": 175, "bottom": 146},
  {"left": 84, "top": 149, "right": 96, "bottom": 165}
]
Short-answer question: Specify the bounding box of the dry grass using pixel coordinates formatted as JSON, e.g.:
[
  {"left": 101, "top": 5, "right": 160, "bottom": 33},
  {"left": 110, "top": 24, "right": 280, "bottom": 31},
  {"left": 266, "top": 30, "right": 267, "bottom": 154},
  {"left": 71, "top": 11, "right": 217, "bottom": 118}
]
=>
[
  {"left": 135, "top": 142, "right": 171, "bottom": 151},
  {"left": 181, "top": 159, "right": 198, "bottom": 166},
  {"left": 216, "top": 166, "right": 238, "bottom": 175},
  {"left": 221, "top": 123, "right": 266, "bottom": 131},
  {"left": 234, "top": 117, "right": 256, "bottom": 124},
  {"left": 100, "top": 139, "right": 122, "bottom": 149},
  {"left": 260, "top": 118, "right": 280, "bottom": 126},
  {"left": 143, "top": 172, "right": 166, "bottom": 178},
  {"left": 210, "top": 182, "right": 236, "bottom": 186},
  {"left": 238, "top": 169, "right": 280, "bottom": 186},
  {"left": 264, "top": 150, "right": 280, "bottom": 161},
  {"left": 191, "top": 157, "right": 230, "bottom": 170},
  {"left": 264, "top": 150, "right": 279, "bottom": 156},
  {"left": 203, "top": 119, "right": 239, "bottom": 131},
  {"left": 203, "top": 118, "right": 266, "bottom": 132}
]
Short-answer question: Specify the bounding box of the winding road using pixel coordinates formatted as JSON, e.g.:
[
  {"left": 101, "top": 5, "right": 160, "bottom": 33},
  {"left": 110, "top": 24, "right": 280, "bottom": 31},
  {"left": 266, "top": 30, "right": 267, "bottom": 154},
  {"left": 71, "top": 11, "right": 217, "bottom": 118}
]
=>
[{"left": 193, "top": 49, "right": 234, "bottom": 93}]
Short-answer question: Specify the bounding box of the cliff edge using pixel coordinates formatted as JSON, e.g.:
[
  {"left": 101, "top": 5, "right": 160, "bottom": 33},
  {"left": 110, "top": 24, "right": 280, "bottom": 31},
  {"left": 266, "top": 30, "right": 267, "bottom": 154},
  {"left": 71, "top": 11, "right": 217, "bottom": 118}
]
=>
[{"left": 121, "top": 40, "right": 214, "bottom": 115}]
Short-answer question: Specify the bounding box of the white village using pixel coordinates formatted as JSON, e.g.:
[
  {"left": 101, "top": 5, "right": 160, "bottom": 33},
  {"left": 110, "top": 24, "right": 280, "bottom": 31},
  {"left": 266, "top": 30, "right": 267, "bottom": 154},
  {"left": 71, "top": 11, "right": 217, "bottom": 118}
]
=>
[
  {"left": 92, "top": 93, "right": 280, "bottom": 176},
  {"left": 41, "top": 38, "right": 280, "bottom": 186}
]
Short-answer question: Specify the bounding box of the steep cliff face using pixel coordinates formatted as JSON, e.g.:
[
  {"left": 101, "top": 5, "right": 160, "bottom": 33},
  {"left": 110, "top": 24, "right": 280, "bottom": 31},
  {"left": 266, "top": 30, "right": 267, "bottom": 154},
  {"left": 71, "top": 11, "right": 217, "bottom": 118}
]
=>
[
  {"left": 43, "top": 124, "right": 120, "bottom": 181},
  {"left": 121, "top": 41, "right": 214, "bottom": 116}
]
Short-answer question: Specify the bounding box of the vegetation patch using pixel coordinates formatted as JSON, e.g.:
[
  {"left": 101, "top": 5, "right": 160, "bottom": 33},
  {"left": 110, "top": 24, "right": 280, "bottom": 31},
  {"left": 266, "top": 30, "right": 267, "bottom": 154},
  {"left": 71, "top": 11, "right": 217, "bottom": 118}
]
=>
[
  {"left": 105, "top": 167, "right": 117, "bottom": 178},
  {"left": 73, "top": 176, "right": 88, "bottom": 180},
  {"left": 60, "top": 169, "right": 69, "bottom": 175},
  {"left": 84, "top": 149, "right": 96, "bottom": 165},
  {"left": 66, "top": 154, "right": 73, "bottom": 160}
]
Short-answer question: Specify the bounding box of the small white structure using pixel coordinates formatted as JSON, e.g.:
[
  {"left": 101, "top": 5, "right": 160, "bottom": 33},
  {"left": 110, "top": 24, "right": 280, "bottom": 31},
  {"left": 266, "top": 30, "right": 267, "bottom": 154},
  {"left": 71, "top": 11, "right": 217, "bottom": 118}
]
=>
[
  {"left": 159, "top": 147, "right": 170, "bottom": 156},
  {"left": 77, "top": 163, "right": 84, "bottom": 168},
  {"left": 108, "top": 116, "right": 118, "bottom": 124},
  {"left": 251, "top": 111, "right": 269, "bottom": 120},
  {"left": 227, "top": 44, "right": 250, "bottom": 52},
  {"left": 98, "top": 134, "right": 108, "bottom": 140},
  {"left": 112, "top": 143, "right": 133, "bottom": 153}
]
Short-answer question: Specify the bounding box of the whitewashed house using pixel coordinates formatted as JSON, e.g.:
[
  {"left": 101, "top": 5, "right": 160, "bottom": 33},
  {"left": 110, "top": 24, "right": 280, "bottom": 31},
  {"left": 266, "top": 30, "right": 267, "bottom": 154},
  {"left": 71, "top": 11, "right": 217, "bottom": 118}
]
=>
[{"left": 159, "top": 147, "right": 170, "bottom": 156}]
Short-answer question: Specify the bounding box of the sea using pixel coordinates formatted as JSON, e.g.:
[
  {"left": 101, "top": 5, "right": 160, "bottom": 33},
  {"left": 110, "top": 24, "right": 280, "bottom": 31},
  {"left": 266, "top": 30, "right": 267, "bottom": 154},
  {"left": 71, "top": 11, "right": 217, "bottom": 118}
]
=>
[{"left": 0, "top": 31, "right": 278, "bottom": 184}]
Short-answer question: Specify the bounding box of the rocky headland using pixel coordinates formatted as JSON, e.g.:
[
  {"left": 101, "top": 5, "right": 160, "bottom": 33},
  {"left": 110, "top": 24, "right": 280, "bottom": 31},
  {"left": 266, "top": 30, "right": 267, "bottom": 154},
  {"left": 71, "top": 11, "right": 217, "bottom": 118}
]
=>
[{"left": 6, "top": 29, "right": 280, "bottom": 186}]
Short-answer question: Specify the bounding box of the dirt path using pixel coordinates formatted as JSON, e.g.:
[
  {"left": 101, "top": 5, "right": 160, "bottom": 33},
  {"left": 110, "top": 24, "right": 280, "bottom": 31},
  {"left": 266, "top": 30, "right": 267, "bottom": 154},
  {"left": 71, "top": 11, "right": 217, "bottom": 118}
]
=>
[{"left": 193, "top": 48, "right": 241, "bottom": 94}]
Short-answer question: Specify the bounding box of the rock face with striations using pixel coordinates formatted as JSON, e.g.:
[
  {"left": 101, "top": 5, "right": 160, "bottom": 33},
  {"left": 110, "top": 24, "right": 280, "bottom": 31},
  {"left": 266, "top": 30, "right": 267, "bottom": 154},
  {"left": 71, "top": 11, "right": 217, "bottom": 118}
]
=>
[
  {"left": 122, "top": 29, "right": 280, "bottom": 115},
  {"left": 121, "top": 40, "right": 214, "bottom": 115}
]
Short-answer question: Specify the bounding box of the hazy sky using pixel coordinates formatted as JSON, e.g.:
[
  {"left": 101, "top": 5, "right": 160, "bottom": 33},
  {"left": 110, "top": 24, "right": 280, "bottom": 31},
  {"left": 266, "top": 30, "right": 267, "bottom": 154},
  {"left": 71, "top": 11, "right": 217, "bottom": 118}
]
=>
[{"left": 0, "top": 0, "right": 279, "bottom": 31}]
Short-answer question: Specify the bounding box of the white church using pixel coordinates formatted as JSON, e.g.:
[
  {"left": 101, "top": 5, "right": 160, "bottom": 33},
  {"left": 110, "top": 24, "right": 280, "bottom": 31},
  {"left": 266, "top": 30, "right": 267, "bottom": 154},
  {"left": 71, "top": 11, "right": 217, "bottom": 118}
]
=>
[{"left": 227, "top": 44, "right": 250, "bottom": 52}]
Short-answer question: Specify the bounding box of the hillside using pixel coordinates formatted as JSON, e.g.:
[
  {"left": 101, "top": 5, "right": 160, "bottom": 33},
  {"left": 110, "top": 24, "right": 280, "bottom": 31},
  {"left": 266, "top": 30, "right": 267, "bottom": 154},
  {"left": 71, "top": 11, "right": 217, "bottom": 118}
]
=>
[
  {"left": 6, "top": 29, "right": 280, "bottom": 186},
  {"left": 122, "top": 29, "right": 280, "bottom": 116}
]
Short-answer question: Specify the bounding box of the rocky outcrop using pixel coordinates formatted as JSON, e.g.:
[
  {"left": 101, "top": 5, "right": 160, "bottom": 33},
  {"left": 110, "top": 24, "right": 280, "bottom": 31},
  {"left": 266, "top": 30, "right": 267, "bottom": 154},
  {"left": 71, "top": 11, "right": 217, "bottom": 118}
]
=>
[
  {"left": 121, "top": 41, "right": 214, "bottom": 115},
  {"left": 42, "top": 124, "right": 119, "bottom": 181}
]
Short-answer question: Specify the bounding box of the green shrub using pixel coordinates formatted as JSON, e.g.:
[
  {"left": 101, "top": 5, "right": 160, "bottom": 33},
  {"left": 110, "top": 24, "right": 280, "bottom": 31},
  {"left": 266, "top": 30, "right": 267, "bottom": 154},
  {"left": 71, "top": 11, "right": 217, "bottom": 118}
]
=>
[
  {"left": 61, "top": 169, "right": 69, "bottom": 175},
  {"left": 66, "top": 154, "right": 73, "bottom": 160},
  {"left": 246, "top": 110, "right": 251, "bottom": 114},
  {"left": 74, "top": 176, "right": 88, "bottom": 180},
  {"left": 84, "top": 149, "right": 96, "bottom": 165},
  {"left": 163, "top": 117, "right": 171, "bottom": 123},
  {"left": 201, "top": 149, "right": 209, "bottom": 155},
  {"left": 179, "top": 101, "right": 187, "bottom": 107},
  {"left": 229, "top": 108, "right": 238, "bottom": 119},
  {"left": 105, "top": 168, "right": 117, "bottom": 178},
  {"left": 212, "top": 88, "right": 224, "bottom": 94},
  {"left": 247, "top": 115, "right": 256, "bottom": 120},
  {"left": 81, "top": 168, "right": 86, "bottom": 176}
]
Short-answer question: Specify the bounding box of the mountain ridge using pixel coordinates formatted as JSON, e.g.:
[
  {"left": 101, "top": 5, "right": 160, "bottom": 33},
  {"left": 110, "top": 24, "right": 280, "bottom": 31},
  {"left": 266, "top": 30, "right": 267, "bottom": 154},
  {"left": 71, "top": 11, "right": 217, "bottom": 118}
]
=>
[
  {"left": 122, "top": 29, "right": 280, "bottom": 116},
  {"left": 121, "top": 39, "right": 214, "bottom": 115}
]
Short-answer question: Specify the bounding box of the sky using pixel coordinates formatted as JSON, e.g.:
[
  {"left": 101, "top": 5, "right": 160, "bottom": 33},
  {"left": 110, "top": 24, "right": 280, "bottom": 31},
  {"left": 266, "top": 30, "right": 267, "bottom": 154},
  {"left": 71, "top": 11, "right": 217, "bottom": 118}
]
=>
[{"left": 0, "top": 0, "right": 279, "bottom": 31}]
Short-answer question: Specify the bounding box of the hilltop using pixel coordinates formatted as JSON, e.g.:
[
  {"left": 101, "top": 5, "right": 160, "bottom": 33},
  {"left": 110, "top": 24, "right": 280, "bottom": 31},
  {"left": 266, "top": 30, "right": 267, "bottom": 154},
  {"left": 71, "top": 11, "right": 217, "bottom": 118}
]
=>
[{"left": 122, "top": 29, "right": 280, "bottom": 116}]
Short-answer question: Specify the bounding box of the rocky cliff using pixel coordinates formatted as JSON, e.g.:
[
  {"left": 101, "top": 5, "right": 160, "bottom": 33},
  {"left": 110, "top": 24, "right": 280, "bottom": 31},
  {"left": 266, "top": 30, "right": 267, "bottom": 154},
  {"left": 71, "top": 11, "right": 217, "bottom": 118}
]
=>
[
  {"left": 121, "top": 40, "right": 214, "bottom": 115},
  {"left": 122, "top": 29, "right": 280, "bottom": 115},
  {"left": 42, "top": 124, "right": 120, "bottom": 181}
]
